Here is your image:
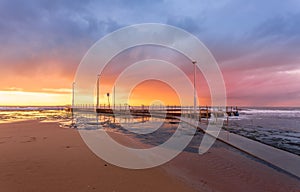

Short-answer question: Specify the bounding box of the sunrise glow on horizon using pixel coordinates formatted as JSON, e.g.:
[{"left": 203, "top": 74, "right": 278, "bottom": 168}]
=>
[
  {"left": 0, "top": 91, "right": 71, "bottom": 106},
  {"left": 1, "top": 1, "right": 300, "bottom": 107}
]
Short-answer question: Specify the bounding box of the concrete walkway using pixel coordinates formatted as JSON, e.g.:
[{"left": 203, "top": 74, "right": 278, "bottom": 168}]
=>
[
  {"left": 217, "top": 131, "right": 300, "bottom": 178},
  {"left": 180, "top": 117, "right": 300, "bottom": 179}
]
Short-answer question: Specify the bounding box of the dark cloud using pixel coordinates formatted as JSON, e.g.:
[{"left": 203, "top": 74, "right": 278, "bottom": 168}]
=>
[
  {"left": 0, "top": 0, "right": 300, "bottom": 106},
  {"left": 250, "top": 13, "right": 300, "bottom": 41},
  {"left": 213, "top": 12, "right": 300, "bottom": 74},
  {"left": 166, "top": 16, "right": 205, "bottom": 34},
  {"left": 0, "top": 0, "right": 124, "bottom": 78}
]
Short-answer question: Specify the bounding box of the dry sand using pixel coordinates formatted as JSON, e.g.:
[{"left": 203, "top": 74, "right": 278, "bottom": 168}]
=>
[{"left": 0, "top": 120, "right": 299, "bottom": 192}]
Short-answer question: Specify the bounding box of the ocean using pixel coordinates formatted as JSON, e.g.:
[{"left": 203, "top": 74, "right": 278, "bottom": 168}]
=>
[
  {"left": 0, "top": 106, "right": 299, "bottom": 156},
  {"left": 0, "top": 106, "right": 71, "bottom": 126},
  {"left": 226, "top": 107, "right": 300, "bottom": 155}
]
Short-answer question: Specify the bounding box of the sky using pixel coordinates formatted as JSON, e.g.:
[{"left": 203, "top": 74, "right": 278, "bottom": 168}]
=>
[{"left": 0, "top": 0, "right": 300, "bottom": 106}]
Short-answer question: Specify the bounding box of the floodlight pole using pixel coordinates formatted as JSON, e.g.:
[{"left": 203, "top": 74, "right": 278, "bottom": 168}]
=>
[
  {"left": 192, "top": 60, "right": 197, "bottom": 114},
  {"left": 96, "top": 74, "right": 100, "bottom": 109},
  {"left": 71, "top": 82, "right": 75, "bottom": 126},
  {"left": 113, "top": 85, "right": 115, "bottom": 110},
  {"left": 72, "top": 82, "right": 75, "bottom": 109}
]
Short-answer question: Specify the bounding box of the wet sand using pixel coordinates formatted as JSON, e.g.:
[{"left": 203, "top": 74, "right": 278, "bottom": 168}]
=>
[
  {"left": 165, "top": 148, "right": 300, "bottom": 192},
  {"left": 0, "top": 120, "right": 195, "bottom": 192},
  {"left": 0, "top": 120, "right": 299, "bottom": 192}
]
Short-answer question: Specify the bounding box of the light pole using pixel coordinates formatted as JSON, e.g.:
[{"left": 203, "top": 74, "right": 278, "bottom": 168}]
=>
[
  {"left": 71, "top": 82, "right": 75, "bottom": 126},
  {"left": 192, "top": 60, "right": 197, "bottom": 114},
  {"left": 107, "top": 92, "right": 110, "bottom": 108},
  {"left": 113, "top": 85, "right": 115, "bottom": 110},
  {"left": 96, "top": 74, "right": 100, "bottom": 109},
  {"left": 72, "top": 82, "right": 75, "bottom": 109}
]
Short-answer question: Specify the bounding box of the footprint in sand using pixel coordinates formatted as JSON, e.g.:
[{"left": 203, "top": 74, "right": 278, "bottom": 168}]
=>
[
  {"left": 0, "top": 136, "right": 12, "bottom": 144},
  {"left": 20, "top": 136, "right": 37, "bottom": 143}
]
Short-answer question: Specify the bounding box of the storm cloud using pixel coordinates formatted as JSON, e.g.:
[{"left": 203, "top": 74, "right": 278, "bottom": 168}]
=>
[{"left": 0, "top": 0, "right": 300, "bottom": 106}]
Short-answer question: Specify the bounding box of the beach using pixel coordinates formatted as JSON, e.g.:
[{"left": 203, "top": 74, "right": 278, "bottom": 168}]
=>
[
  {"left": 0, "top": 120, "right": 196, "bottom": 192},
  {"left": 1, "top": 1, "right": 300, "bottom": 191},
  {"left": 1, "top": 120, "right": 299, "bottom": 192}
]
